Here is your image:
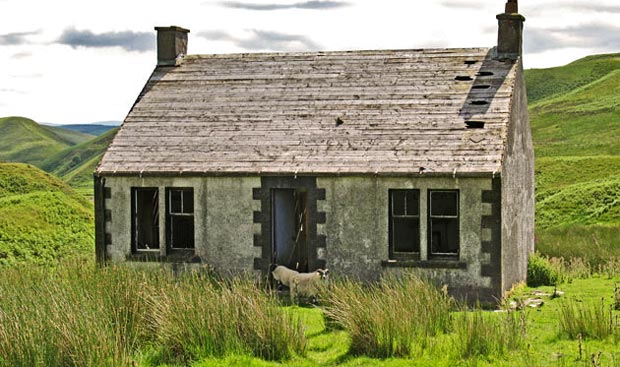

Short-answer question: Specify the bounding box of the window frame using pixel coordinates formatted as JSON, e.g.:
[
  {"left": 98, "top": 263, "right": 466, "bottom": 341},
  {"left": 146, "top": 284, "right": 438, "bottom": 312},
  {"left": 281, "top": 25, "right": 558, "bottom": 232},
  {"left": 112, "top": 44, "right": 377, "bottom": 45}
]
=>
[
  {"left": 165, "top": 187, "right": 195, "bottom": 251},
  {"left": 388, "top": 189, "right": 421, "bottom": 260},
  {"left": 427, "top": 189, "right": 460, "bottom": 258},
  {"left": 131, "top": 187, "right": 160, "bottom": 253}
]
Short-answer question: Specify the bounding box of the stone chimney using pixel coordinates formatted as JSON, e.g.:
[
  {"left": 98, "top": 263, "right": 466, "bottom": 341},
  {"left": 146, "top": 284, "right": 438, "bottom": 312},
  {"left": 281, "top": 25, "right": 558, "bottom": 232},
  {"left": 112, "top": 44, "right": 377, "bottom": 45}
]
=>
[
  {"left": 496, "top": 0, "right": 525, "bottom": 60},
  {"left": 155, "top": 26, "right": 190, "bottom": 66}
]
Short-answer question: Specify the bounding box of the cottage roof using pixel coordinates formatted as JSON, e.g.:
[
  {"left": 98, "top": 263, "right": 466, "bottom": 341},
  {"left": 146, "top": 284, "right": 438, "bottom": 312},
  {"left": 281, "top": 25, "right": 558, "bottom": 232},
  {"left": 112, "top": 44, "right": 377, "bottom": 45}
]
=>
[{"left": 97, "top": 47, "right": 518, "bottom": 176}]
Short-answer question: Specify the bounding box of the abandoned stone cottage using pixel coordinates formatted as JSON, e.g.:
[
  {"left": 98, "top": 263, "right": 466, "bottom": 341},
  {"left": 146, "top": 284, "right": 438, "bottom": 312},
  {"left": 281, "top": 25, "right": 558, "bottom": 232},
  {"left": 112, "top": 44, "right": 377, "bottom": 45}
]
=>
[{"left": 95, "top": 1, "right": 534, "bottom": 301}]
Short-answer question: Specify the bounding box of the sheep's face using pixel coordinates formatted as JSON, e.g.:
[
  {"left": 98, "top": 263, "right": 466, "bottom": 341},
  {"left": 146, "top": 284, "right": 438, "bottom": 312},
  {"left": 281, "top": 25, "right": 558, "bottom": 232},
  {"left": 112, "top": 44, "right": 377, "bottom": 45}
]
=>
[{"left": 316, "top": 269, "right": 329, "bottom": 280}]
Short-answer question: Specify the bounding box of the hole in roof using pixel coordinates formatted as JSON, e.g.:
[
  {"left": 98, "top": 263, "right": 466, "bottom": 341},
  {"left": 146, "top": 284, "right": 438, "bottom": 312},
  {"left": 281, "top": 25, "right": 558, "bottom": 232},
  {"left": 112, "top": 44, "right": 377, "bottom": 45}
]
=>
[
  {"left": 476, "top": 71, "right": 494, "bottom": 76},
  {"left": 455, "top": 76, "right": 473, "bottom": 81},
  {"left": 464, "top": 60, "right": 477, "bottom": 65},
  {"left": 335, "top": 117, "right": 344, "bottom": 126},
  {"left": 465, "top": 121, "right": 485, "bottom": 129},
  {"left": 470, "top": 100, "right": 489, "bottom": 105},
  {"left": 472, "top": 84, "right": 491, "bottom": 89}
]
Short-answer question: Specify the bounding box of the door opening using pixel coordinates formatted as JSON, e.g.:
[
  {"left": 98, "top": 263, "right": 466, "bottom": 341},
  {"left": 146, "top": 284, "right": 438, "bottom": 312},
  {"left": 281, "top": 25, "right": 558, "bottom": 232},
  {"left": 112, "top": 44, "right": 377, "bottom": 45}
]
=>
[{"left": 272, "top": 188, "right": 308, "bottom": 272}]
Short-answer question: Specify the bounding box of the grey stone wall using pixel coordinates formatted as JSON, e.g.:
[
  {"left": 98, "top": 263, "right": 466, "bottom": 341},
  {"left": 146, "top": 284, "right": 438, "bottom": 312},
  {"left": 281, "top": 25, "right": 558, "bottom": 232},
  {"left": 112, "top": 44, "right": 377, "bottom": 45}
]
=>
[
  {"left": 103, "top": 176, "right": 260, "bottom": 273},
  {"left": 101, "top": 173, "right": 507, "bottom": 300},
  {"left": 318, "top": 176, "right": 497, "bottom": 298},
  {"left": 501, "top": 60, "right": 535, "bottom": 293}
]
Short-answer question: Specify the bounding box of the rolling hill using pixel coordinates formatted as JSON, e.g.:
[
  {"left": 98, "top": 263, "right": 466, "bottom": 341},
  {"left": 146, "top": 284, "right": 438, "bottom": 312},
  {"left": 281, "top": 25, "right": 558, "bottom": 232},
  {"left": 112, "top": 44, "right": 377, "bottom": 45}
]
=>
[
  {"left": 0, "top": 116, "right": 94, "bottom": 167},
  {"left": 41, "top": 128, "right": 118, "bottom": 195},
  {"left": 0, "top": 163, "right": 94, "bottom": 265},
  {"left": 525, "top": 53, "right": 620, "bottom": 264},
  {"left": 56, "top": 123, "right": 119, "bottom": 136}
]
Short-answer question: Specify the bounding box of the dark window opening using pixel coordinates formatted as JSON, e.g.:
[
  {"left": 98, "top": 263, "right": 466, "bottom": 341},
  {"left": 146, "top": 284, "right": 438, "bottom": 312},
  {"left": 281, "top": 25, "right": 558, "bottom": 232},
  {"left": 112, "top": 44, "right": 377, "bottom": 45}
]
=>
[
  {"left": 166, "top": 188, "right": 195, "bottom": 250},
  {"left": 132, "top": 188, "right": 160, "bottom": 252},
  {"left": 455, "top": 75, "right": 473, "bottom": 81},
  {"left": 389, "top": 190, "right": 420, "bottom": 258},
  {"left": 429, "top": 190, "right": 459, "bottom": 257},
  {"left": 472, "top": 84, "right": 491, "bottom": 89},
  {"left": 471, "top": 100, "right": 489, "bottom": 105},
  {"left": 476, "top": 71, "right": 494, "bottom": 76},
  {"left": 464, "top": 60, "right": 477, "bottom": 65}
]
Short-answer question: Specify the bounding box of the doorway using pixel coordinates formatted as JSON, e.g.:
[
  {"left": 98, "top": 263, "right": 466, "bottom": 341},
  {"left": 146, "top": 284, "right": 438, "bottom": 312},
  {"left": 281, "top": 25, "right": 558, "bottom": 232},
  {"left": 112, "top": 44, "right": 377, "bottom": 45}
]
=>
[{"left": 272, "top": 188, "right": 308, "bottom": 272}]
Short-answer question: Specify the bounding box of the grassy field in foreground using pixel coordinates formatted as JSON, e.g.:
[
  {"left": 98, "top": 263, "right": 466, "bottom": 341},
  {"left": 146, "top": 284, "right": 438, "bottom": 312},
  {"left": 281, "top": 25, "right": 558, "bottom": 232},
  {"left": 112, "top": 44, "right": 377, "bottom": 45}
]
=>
[{"left": 2, "top": 264, "right": 620, "bottom": 367}]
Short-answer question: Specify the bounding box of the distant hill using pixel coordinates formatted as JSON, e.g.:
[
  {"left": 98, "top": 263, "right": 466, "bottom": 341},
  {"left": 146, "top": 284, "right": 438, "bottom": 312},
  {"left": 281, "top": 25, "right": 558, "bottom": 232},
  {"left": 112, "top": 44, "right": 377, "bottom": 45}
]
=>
[
  {"left": 57, "top": 124, "right": 118, "bottom": 136},
  {"left": 0, "top": 163, "right": 94, "bottom": 265},
  {"left": 0, "top": 116, "right": 94, "bottom": 167},
  {"left": 41, "top": 128, "right": 118, "bottom": 195},
  {"left": 525, "top": 54, "right": 620, "bottom": 262}
]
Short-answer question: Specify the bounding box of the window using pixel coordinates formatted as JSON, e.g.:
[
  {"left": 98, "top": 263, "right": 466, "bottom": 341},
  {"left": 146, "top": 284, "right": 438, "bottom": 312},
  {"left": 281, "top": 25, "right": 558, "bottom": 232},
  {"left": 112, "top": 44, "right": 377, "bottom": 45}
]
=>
[
  {"left": 131, "top": 188, "right": 160, "bottom": 252},
  {"left": 389, "top": 189, "right": 420, "bottom": 258},
  {"left": 166, "top": 188, "right": 195, "bottom": 250},
  {"left": 428, "top": 190, "right": 459, "bottom": 257}
]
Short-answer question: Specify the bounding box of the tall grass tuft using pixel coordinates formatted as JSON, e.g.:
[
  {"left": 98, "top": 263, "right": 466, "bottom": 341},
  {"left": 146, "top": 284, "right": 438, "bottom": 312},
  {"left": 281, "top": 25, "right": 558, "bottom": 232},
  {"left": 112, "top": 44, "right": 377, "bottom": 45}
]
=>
[
  {"left": 148, "top": 273, "right": 305, "bottom": 363},
  {"left": 453, "top": 308, "right": 527, "bottom": 359},
  {"left": 0, "top": 263, "right": 151, "bottom": 366},
  {"left": 324, "top": 271, "right": 453, "bottom": 358},
  {"left": 0, "top": 264, "right": 305, "bottom": 366},
  {"left": 558, "top": 298, "right": 618, "bottom": 340}
]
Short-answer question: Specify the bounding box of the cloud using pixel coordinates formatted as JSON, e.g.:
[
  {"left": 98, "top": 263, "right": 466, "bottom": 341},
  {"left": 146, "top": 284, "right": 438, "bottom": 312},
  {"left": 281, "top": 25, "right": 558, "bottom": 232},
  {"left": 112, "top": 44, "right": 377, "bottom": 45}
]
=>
[
  {"left": 0, "top": 31, "right": 39, "bottom": 45},
  {"left": 200, "top": 29, "right": 322, "bottom": 51},
  {"left": 525, "top": 23, "right": 620, "bottom": 53},
  {"left": 57, "top": 28, "right": 155, "bottom": 52},
  {"left": 438, "top": 1, "right": 486, "bottom": 9},
  {"left": 218, "top": 0, "right": 349, "bottom": 11},
  {"left": 11, "top": 52, "right": 32, "bottom": 59},
  {"left": 530, "top": 1, "right": 620, "bottom": 15},
  {"left": 0, "top": 88, "right": 27, "bottom": 95}
]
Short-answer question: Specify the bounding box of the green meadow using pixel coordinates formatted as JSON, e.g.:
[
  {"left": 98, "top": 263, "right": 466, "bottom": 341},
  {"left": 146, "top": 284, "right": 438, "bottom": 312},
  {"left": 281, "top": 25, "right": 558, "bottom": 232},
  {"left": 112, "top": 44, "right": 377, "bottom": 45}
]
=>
[{"left": 1, "top": 53, "right": 620, "bottom": 366}]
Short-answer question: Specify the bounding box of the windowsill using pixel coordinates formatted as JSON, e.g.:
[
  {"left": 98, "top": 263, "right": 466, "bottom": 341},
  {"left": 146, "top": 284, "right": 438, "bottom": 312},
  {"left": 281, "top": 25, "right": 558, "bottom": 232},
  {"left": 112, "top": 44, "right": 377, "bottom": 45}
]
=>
[
  {"left": 127, "top": 250, "right": 200, "bottom": 263},
  {"left": 381, "top": 259, "right": 467, "bottom": 269}
]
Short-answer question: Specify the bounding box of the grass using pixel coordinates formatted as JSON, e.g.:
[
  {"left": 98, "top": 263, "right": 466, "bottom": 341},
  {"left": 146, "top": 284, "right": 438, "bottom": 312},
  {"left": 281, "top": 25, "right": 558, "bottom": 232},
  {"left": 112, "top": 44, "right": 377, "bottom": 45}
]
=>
[
  {"left": 324, "top": 272, "right": 452, "bottom": 358},
  {"left": 0, "top": 163, "right": 94, "bottom": 265},
  {"left": 0, "top": 264, "right": 307, "bottom": 367},
  {"left": 3, "top": 263, "right": 620, "bottom": 367},
  {"left": 525, "top": 52, "right": 620, "bottom": 104}
]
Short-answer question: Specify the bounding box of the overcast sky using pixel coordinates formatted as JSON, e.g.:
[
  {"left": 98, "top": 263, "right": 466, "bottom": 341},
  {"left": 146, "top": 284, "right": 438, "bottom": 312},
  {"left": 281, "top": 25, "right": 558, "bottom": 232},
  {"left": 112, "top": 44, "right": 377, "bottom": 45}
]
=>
[{"left": 1, "top": 0, "right": 619, "bottom": 124}]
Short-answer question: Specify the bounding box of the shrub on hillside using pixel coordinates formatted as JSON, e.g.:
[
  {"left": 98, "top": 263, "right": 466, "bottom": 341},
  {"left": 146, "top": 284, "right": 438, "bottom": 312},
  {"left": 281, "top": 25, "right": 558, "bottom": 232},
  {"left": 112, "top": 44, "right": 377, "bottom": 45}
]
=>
[{"left": 528, "top": 252, "right": 561, "bottom": 287}]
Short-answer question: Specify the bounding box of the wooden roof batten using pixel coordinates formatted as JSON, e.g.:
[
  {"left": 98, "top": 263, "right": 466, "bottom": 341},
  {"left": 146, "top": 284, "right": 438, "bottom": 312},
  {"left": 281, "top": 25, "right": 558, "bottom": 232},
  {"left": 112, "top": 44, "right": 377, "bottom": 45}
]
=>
[{"left": 97, "top": 2, "right": 525, "bottom": 177}]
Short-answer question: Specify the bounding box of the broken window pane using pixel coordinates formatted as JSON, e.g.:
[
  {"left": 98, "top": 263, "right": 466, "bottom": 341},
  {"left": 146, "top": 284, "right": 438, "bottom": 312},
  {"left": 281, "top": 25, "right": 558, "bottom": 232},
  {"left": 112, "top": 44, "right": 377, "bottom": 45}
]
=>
[
  {"left": 429, "top": 190, "right": 459, "bottom": 256},
  {"left": 389, "top": 189, "right": 420, "bottom": 257},
  {"left": 132, "top": 188, "right": 160, "bottom": 251}
]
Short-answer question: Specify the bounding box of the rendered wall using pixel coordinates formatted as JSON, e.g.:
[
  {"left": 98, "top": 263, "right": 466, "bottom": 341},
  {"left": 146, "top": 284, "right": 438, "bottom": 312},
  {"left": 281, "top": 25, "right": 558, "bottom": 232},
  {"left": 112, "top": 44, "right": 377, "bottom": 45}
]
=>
[
  {"left": 501, "top": 61, "right": 535, "bottom": 293},
  {"left": 318, "top": 176, "right": 500, "bottom": 301},
  {"left": 102, "top": 176, "right": 260, "bottom": 273}
]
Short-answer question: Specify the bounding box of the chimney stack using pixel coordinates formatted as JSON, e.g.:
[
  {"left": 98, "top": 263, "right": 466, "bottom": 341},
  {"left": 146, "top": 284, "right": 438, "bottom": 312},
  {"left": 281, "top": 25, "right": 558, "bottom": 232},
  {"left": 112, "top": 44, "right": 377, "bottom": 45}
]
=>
[
  {"left": 155, "top": 26, "right": 190, "bottom": 66},
  {"left": 496, "top": 0, "right": 525, "bottom": 60}
]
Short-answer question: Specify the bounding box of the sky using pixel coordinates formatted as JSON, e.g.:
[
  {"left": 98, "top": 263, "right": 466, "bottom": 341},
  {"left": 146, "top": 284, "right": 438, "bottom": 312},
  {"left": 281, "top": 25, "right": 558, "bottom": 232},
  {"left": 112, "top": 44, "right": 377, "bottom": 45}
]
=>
[{"left": 1, "top": 0, "right": 619, "bottom": 124}]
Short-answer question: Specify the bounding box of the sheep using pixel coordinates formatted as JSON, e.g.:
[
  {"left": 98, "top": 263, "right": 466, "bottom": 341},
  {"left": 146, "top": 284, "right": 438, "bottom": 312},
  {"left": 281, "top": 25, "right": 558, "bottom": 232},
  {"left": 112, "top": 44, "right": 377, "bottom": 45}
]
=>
[
  {"left": 271, "top": 265, "right": 299, "bottom": 289},
  {"left": 290, "top": 269, "right": 329, "bottom": 304}
]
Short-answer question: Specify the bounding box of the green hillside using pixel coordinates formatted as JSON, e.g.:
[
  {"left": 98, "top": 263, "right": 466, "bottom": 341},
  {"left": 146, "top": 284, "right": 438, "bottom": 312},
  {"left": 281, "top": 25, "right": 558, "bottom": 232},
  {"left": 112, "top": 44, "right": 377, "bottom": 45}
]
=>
[
  {"left": 526, "top": 55, "right": 620, "bottom": 264},
  {"left": 525, "top": 53, "right": 620, "bottom": 104},
  {"left": 0, "top": 116, "right": 94, "bottom": 167},
  {"left": 41, "top": 128, "right": 118, "bottom": 195},
  {"left": 0, "top": 163, "right": 94, "bottom": 265}
]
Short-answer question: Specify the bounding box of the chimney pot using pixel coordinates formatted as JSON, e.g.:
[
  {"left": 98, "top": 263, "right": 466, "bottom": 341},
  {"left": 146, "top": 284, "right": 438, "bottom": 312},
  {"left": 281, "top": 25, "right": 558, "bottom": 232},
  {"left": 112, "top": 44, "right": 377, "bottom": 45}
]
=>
[
  {"left": 155, "top": 26, "right": 190, "bottom": 66},
  {"left": 505, "top": 0, "right": 518, "bottom": 13}
]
